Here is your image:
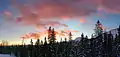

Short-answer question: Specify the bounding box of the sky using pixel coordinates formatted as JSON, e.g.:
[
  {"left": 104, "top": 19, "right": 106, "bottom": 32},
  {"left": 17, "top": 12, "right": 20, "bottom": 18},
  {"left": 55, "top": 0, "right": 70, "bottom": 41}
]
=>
[{"left": 0, "top": 0, "right": 120, "bottom": 45}]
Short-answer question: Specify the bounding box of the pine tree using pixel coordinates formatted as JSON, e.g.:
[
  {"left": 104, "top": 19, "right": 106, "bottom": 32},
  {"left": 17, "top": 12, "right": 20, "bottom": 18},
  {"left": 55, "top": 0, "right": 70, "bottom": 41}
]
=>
[
  {"left": 65, "top": 38, "right": 67, "bottom": 42},
  {"left": 81, "top": 33, "right": 84, "bottom": 42},
  {"left": 107, "top": 31, "right": 113, "bottom": 57},
  {"left": 41, "top": 40, "right": 43, "bottom": 45},
  {"left": 22, "top": 38, "right": 25, "bottom": 46},
  {"left": 94, "top": 20, "right": 104, "bottom": 37},
  {"left": 35, "top": 39, "right": 40, "bottom": 45},
  {"left": 30, "top": 39, "right": 33, "bottom": 45},
  {"left": 60, "top": 38, "right": 62, "bottom": 42},
  {"left": 80, "top": 33, "right": 86, "bottom": 56},
  {"left": 116, "top": 25, "right": 120, "bottom": 43},
  {"left": 69, "top": 32, "right": 72, "bottom": 41},
  {"left": 29, "top": 39, "right": 33, "bottom": 57},
  {"left": 48, "top": 26, "right": 52, "bottom": 44},
  {"left": 85, "top": 35, "right": 88, "bottom": 39},
  {"left": 48, "top": 28, "right": 57, "bottom": 56},
  {"left": 35, "top": 39, "right": 40, "bottom": 57},
  {"left": 118, "top": 25, "right": 120, "bottom": 40},
  {"left": 44, "top": 37, "right": 47, "bottom": 45},
  {"left": 50, "top": 28, "right": 56, "bottom": 44}
]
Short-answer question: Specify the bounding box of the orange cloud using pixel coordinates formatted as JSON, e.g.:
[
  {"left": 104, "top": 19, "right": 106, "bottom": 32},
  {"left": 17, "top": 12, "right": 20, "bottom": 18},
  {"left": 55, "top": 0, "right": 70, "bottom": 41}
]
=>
[
  {"left": 80, "top": 18, "right": 86, "bottom": 23},
  {"left": 61, "top": 16, "right": 70, "bottom": 21}
]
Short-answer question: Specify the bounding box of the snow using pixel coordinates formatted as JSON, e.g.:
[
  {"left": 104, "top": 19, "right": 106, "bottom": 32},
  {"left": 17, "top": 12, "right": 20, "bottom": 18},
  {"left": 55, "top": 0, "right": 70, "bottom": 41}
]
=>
[
  {"left": 0, "top": 54, "right": 15, "bottom": 57},
  {"left": 74, "top": 28, "right": 119, "bottom": 42},
  {"left": 75, "top": 37, "right": 81, "bottom": 42},
  {"left": 109, "top": 29, "right": 118, "bottom": 38}
]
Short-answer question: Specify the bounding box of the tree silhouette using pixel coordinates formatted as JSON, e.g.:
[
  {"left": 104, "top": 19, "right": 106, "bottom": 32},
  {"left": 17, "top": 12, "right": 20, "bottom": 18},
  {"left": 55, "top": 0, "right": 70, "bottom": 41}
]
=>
[
  {"left": 48, "top": 26, "right": 52, "bottom": 44},
  {"left": 1, "top": 21, "right": 120, "bottom": 57},
  {"left": 94, "top": 20, "right": 103, "bottom": 37},
  {"left": 35, "top": 39, "right": 40, "bottom": 57},
  {"left": 49, "top": 28, "right": 56, "bottom": 44},
  {"left": 65, "top": 38, "right": 67, "bottom": 42},
  {"left": 44, "top": 37, "right": 47, "bottom": 45},
  {"left": 30, "top": 39, "right": 33, "bottom": 45},
  {"left": 69, "top": 32, "right": 72, "bottom": 41},
  {"left": 35, "top": 39, "right": 40, "bottom": 45}
]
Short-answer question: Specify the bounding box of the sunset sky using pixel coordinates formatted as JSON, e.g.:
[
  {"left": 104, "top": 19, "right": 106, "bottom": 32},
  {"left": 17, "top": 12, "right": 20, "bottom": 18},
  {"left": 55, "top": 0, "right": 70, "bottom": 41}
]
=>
[{"left": 0, "top": 0, "right": 120, "bottom": 44}]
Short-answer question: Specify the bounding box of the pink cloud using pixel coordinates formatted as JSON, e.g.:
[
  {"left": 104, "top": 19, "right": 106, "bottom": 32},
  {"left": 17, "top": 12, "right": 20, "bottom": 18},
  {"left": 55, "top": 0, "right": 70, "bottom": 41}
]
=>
[{"left": 10, "top": 0, "right": 120, "bottom": 30}]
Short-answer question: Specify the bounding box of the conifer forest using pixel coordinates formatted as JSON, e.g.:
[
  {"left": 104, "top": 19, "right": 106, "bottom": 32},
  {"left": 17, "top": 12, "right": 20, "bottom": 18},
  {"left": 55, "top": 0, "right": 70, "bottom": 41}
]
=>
[
  {"left": 0, "top": 21, "right": 120, "bottom": 57},
  {"left": 1, "top": 0, "right": 120, "bottom": 57}
]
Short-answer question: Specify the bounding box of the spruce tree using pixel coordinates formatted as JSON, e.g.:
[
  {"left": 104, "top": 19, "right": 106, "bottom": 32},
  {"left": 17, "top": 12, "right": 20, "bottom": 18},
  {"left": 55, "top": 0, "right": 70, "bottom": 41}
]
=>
[
  {"left": 94, "top": 20, "right": 104, "bottom": 37},
  {"left": 50, "top": 28, "right": 56, "bottom": 44},
  {"left": 48, "top": 26, "right": 52, "bottom": 44},
  {"left": 30, "top": 39, "right": 33, "bottom": 45},
  {"left": 44, "top": 37, "right": 47, "bottom": 45},
  {"left": 35, "top": 39, "right": 40, "bottom": 57},
  {"left": 116, "top": 25, "right": 120, "bottom": 43},
  {"left": 65, "top": 38, "right": 67, "bottom": 42},
  {"left": 35, "top": 39, "right": 40, "bottom": 45},
  {"left": 60, "top": 38, "right": 62, "bottom": 42},
  {"left": 118, "top": 25, "right": 120, "bottom": 42},
  {"left": 30, "top": 39, "right": 33, "bottom": 57},
  {"left": 69, "top": 32, "right": 72, "bottom": 41},
  {"left": 81, "top": 33, "right": 84, "bottom": 42},
  {"left": 41, "top": 40, "right": 43, "bottom": 45}
]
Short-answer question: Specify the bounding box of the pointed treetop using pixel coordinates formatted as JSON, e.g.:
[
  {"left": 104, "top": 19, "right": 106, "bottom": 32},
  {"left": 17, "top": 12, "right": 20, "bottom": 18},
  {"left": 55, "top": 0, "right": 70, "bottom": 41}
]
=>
[
  {"left": 37, "top": 38, "right": 40, "bottom": 41},
  {"left": 30, "top": 39, "right": 32, "bottom": 42},
  {"left": 65, "top": 37, "right": 67, "bottom": 41},
  {"left": 85, "top": 35, "right": 88, "bottom": 38},
  {"left": 30, "top": 39, "right": 33, "bottom": 45},
  {"left": 52, "top": 28, "right": 54, "bottom": 31},
  {"left": 41, "top": 40, "right": 43, "bottom": 44},
  {"left": 49, "top": 26, "right": 51, "bottom": 28},
  {"left": 97, "top": 20, "right": 100, "bottom": 24},
  {"left": 81, "top": 33, "right": 84, "bottom": 37},
  {"left": 49, "top": 26, "right": 51, "bottom": 30},
  {"left": 45, "top": 37, "right": 46, "bottom": 40},
  {"left": 44, "top": 37, "right": 47, "bottom": 44}
]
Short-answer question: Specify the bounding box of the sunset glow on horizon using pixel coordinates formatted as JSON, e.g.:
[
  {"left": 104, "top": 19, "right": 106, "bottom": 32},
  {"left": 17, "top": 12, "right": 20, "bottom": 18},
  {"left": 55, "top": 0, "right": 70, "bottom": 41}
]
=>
[{"left": 0, "top": 0, "right": 120, "bottom": 45}]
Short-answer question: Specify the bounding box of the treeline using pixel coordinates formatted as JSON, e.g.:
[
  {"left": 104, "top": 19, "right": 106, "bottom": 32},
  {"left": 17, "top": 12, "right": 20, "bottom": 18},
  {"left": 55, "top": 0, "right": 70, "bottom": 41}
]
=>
[{"left": 0, "top": 26, "right": 120, "bottom": 57}]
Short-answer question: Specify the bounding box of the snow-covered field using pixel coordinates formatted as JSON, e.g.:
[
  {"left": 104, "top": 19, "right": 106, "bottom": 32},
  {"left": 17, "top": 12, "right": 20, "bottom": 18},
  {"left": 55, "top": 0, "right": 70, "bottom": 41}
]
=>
[{"left": 0, "top": 54, "right": 15, "bottom": 57}]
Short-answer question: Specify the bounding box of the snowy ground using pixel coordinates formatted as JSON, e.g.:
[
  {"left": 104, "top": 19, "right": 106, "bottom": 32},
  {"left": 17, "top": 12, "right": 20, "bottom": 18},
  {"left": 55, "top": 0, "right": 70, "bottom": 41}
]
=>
[{"left": 0, "top": 54, "right": 15, "bottom": 57}]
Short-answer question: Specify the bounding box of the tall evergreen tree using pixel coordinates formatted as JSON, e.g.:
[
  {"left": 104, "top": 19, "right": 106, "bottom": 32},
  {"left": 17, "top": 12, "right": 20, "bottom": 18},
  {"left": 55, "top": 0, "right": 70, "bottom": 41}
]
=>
[
  {"left": 81, "top": 33, "right": 84, "bottom": 42},
  {"left": 35, "top": 39, "right": 40, "bottom": 45},
  {"left": 60, "top": 38, "right": 62, "bottom": 42},
  {"left": 69, "top": 32, "right": 72, "bottom": 41},
  {"left": 65, "top": 38, "right": 67, "bottom": 42},
  {"left": 94, "top": 20, "right": 104, "bottom": 37},
  {"left": 85, "top": 35, "right": 88, "bottom": 39},
  {"left": 30, "top": 39, "right": 33, "bottom": 45},
  {"left": 115, "top": 25, "right": 120, "bottom": 43},
  {"left": 41, "top": 40, "right": 43, "bottom": 45},
  {"left": 35, "top": 39, "right": 40, "bottom": 57},
  {"left": 50, "top": 28, "right": 56, "bottom": 44},
  {"left": 48, "top": 26, "right": 52, "bottom": 44},
  {"left": 29, "top": 39, "right": 34, "bottom": 57},
  {"left": 118, "top": 25, "right": 120, "bottom": 39},
  {"left": 44, "top": 37, "right": 47, "bottom": 45}
]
